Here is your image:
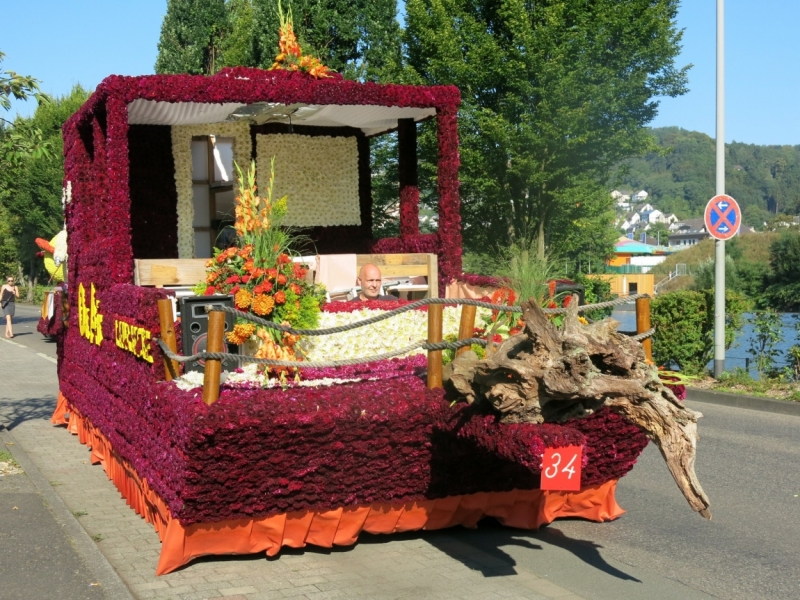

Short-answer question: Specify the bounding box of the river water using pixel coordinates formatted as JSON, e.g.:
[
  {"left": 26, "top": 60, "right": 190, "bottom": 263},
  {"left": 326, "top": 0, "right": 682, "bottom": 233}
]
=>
[{"left": 611, "top": 307, "right": 799, "bottom": 376}]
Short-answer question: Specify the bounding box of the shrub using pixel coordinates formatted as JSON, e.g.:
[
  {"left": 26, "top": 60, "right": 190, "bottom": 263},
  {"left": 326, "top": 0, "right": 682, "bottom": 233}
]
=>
[{"left": 651, "top": 289, "right": 747, "bottom": 374}]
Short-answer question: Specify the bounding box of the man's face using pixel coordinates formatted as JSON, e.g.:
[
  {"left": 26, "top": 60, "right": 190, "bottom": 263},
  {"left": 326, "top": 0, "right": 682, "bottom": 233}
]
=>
[{"left": 359, "top": 266, "right": 382, "bottom": 300}]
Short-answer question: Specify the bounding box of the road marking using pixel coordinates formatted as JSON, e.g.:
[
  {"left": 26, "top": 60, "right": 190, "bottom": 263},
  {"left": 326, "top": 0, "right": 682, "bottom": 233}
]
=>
[{"left": 0, "top": 336, "right": 58, "bottom": 363}]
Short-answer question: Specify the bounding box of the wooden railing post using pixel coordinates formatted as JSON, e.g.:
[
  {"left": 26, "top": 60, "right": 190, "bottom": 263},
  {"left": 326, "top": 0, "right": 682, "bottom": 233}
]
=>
[
  {"left": 636, "top": 296, "right": 653, "bottom": 363},
  {"left": 157, "top": 298, "right": 180, "bottom": 381},
  {"left": 456, "top": 305, "right": 477, "bottom": 358},
  {"left": 427, "top": 303, "right": 443, "bottom": 389},
  {"left": 202, "top": 309, "right": 225, "bottom": 405}
]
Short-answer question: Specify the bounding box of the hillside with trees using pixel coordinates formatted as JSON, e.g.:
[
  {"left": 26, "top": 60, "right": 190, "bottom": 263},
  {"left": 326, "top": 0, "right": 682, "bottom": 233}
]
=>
[{"left": 618, "top": 127, "right": 800, "bottom": 229}]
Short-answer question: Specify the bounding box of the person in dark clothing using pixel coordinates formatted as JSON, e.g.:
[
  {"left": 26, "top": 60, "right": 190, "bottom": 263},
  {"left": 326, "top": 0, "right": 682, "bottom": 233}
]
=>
[{"left": 2, "top": 276, "right": 20, "bottom": 338}]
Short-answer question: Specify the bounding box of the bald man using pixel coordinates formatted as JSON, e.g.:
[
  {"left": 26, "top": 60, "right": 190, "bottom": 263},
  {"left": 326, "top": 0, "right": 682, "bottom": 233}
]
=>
[{"left": 351, "top": 263, "right": 398, "bottom": 302}]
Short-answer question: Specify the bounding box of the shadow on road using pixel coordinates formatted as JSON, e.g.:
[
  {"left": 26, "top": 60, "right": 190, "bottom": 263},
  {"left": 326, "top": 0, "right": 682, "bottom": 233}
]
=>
[
  {"left": 0, "top": 395, "right": 57, "bottom": 430},
  {"left": 533, "top": 524, "right": 642, "bottom": 582}
]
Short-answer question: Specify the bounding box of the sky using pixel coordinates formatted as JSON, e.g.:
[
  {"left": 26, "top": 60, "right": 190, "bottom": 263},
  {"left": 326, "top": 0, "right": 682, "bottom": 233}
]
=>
[{"left": 2, "top": 0, "right": 799, "bottom": 146}]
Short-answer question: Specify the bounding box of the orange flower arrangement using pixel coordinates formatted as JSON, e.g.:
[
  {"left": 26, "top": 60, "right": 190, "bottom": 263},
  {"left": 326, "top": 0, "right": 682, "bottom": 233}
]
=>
[
  {"left": 269, "top": 2, "right": 333, "bottom": 79},
  {"left": 197, "top": 157, "right": 326, "bottom": 376}
]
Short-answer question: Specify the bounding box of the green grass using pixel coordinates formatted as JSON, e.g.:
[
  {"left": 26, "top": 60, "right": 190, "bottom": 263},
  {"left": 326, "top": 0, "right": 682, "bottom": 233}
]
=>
[{"left": 0, "top": 450, "right": 20, "bottom": 470}]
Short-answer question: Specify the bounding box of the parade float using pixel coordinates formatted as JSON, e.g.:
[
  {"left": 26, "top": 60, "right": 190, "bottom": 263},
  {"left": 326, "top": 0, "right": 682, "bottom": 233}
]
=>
[{"left": 49, "top": 21, "right": 710, "bottom": 576}]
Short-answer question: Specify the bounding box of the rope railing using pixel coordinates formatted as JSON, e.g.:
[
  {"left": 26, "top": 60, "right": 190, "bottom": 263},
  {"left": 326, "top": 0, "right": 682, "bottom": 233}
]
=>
[
  {"left": 203, "top": 294, "right": 650, "bottom": 337},
  {"left": 156, "top": 325, "right": 655, "bottom": 370},
  {"left": 156, "top": 293, "right": 655, "bottom": 403},
  {"left": 156, "top": 337, "right": 487, "bottom": 369}
]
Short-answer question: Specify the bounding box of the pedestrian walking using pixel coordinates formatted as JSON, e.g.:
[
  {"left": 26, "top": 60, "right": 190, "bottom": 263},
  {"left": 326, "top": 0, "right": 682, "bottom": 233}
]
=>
[{"left": 2, "top": 276, "right": 20, "bottom": 338}]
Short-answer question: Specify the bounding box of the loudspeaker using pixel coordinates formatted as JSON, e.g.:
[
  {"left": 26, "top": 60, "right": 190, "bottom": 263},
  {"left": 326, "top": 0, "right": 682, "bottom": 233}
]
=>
[{"left": 179, "top": 295, "right": 239, "bottom": 373}]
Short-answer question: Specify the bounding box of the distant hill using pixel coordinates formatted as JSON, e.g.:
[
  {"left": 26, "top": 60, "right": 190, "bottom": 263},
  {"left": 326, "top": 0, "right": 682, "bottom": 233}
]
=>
[{"left": 617, "top": 127, "right": 800, "bottom": 228}]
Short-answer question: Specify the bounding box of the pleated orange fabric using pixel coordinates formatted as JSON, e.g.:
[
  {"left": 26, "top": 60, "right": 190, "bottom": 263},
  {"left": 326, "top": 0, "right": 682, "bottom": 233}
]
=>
[
  {"left": 50, "top": 391, "right": 69, "bottom": 425},
  {"left": 56, "top": 397, "right": 625, "bottom": 576}
]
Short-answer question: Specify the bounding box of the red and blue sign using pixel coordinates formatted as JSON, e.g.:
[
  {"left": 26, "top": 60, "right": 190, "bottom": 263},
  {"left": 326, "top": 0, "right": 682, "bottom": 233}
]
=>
[{"left": 704, "top": 194, "right": 741, "bottom": 241}]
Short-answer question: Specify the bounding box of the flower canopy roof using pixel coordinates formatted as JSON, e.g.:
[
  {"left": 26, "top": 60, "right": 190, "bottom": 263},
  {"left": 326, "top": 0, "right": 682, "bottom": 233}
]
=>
[
  {"left": 64, "top": 67, "right": 462, "bottom": 291},
  {"left": 70, "top": 67, "right": 457, "bottom": 132},
  {"left": 128, "top": 99, "right": 437, "bottom": 137}
]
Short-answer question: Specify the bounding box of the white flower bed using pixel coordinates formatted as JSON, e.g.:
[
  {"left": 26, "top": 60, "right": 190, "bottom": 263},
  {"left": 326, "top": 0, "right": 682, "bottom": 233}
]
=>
[
  {"left": 173, "top": 306, "right": 491, "bottom": 390},
  {"left": 298, "top": 306, "right": 491, "bottom": 362},
  {"left": 173, "top": 363, "right": 368, "bottom": 391},
  {"left": 256, "top": 133, "right": 361, "bottom": 227}
]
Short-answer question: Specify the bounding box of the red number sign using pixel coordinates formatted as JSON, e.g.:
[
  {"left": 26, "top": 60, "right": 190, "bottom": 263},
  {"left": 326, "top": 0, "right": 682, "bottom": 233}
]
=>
[{"left": 540, "top": 446, "right": 583, "bottom": 491}]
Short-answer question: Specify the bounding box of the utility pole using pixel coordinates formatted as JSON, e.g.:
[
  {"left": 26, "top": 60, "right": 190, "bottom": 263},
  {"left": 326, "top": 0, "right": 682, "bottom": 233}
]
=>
[{"left": 714, "top": 0, "right": 726, "bottom": 378}]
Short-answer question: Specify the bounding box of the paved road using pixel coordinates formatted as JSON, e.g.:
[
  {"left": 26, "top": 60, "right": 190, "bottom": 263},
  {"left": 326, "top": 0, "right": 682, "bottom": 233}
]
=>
[
  {"left": 453, "top": 400, "right": 800, "bottom": 600},
  {"left": 2, "top": 303, "right": 799, "bottom": 599}
]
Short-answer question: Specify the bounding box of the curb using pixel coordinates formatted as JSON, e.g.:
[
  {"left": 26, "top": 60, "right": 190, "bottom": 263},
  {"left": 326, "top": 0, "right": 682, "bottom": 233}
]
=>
[
  {"left": 686, "top": 388, "right": 800, "bottom": 417},
  {"left": 0, "top": 425, "right": 136, "bottom": 600}
]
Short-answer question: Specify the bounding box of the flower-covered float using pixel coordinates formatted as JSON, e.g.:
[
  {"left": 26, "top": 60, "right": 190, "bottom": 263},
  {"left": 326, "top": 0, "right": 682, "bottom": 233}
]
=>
[{"left": 50, "top": 27, "right": 710, "bottom": 575}]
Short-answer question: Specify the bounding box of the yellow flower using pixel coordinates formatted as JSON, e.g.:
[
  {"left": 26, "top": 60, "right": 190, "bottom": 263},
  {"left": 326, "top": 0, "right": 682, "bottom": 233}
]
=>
[{"left": 235, "top": 289, "right": 253, "bottom": 310}]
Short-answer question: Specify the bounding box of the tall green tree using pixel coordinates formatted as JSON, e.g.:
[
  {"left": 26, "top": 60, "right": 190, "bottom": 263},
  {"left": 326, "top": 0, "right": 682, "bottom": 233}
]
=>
[
  {"left": 251, "top": 0, "right": 401, "bottom": 81},
  {"left": 218, "top": 0, "right": 257, "bottom": 68},
  {"left": 404, "top": 0, "right": 689, "bottom": 260},
  {"left": 0, "top": 86, "right": 89, "bottom": 297},
  {"left": 155, "top": 0, "right": 228, "bottom": 74},
  {"left": 0, "top": 51, "right": 48, "bottom": 117},
  {"left": 763, "top": 231, "right": 800, "bottom": 310}
]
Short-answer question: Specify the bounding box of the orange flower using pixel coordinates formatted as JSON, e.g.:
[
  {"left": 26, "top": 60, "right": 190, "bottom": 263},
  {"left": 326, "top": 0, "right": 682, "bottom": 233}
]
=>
[
  {"left": 226, "top": 323, "right": 255, "bottom": 345},
  {"left": 226, "top": 247, "right": 237, "bottom": 257},
  {"left": 235, "top": 289, "right": 253, "bottom": 310},
  {"left": 251, "top": 294, "right": 275, "bottom": 316}
]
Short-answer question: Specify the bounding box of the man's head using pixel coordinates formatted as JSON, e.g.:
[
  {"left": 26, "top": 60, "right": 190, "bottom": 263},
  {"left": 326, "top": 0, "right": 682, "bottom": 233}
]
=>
[{"left": 357, "top": 263, "right": 383, "bottom": 300}]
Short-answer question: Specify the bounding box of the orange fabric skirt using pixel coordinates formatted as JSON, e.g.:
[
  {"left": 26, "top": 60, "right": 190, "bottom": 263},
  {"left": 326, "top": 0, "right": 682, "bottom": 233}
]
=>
[{"left": 53, "top": 392, "right": 625, "bottom": 575}]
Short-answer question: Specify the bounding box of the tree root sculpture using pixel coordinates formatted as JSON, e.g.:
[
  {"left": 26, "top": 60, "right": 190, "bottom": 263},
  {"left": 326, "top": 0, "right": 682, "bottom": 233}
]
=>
[{"left": 448, "top": 298, "right": 711, "bottom": 519}]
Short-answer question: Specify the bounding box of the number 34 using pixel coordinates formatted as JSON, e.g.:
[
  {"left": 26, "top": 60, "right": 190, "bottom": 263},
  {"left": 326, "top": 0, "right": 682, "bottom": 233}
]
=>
[{"left": 540, "top": 445, "right": 583, "bottom": 491}]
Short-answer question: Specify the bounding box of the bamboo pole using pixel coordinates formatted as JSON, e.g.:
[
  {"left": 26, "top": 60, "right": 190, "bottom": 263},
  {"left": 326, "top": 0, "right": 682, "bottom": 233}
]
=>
[
  {"left": 202, "top": 310, "right": 225, "bottom": 405},
  {"left": 456, "top": 305, "right": 477, "bottom": 358},
  {"left": 636, "top": 296, "right": 653, "bottom": 363},
  {"left": 427, "top": 303, "right": 444, "bottom": 389},
  {"left": 157, "top": 298, "right": 180, "bottom": 381}
]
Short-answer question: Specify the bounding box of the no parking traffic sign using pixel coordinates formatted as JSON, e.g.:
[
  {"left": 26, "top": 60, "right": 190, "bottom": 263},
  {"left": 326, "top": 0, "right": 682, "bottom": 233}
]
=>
[{"left": 704, "top": 194, "right": 741, "bottom": 240}]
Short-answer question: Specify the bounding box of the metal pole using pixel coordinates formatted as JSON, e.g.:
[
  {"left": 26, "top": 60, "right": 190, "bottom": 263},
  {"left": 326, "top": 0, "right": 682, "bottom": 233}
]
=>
[{"left": 714, "top": 0, "right": 726, "bottom": 378}]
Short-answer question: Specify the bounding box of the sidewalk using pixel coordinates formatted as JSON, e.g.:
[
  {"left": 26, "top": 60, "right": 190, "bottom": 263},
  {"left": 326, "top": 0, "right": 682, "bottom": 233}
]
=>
[{"left": 0, "top": 336, "right": 584, "bottom": 600}]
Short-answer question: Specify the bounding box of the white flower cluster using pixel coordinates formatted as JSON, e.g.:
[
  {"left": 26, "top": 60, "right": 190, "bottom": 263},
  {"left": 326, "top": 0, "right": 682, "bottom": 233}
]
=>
[
  {"left": 172, "top": 306, "right": 492, "bottom": 390},
  {"left": 173, "top": 363, "right": 371, "bottom": 391},
  {"left": 256, "top": 134, "right": 361, "bottom": 227},
  {"left": 172, "top": 123, "right": 252, "bottom": 258},
  {"left": 298, "top": 306, "right": 491, "bottom": 362}
]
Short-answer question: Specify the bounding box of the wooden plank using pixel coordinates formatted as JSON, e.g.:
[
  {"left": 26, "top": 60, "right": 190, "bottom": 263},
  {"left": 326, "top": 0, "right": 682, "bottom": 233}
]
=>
[
  {"left": 135, "top": 259, "right": 207, "bottom": 287},
  {"left": 378, "top": 265, "right": 430, "bottom": 278},
  {"left": 356, "top": 253, "right": 429, "bottom": 267}
]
